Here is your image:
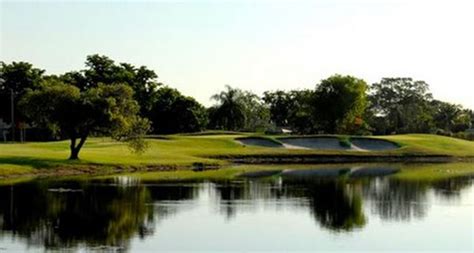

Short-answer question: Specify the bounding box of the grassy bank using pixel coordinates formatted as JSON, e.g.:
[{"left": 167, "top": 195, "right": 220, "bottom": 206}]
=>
[{"left": 0, "top": 133, "right": 473, "bottom": 179}]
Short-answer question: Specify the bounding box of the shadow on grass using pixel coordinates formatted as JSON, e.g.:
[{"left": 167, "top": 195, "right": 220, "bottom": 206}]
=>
[{"left": 0, "top": 156, "right": 80, "bottom": 169}]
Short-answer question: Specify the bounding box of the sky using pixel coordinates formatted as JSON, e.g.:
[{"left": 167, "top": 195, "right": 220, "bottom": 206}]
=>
[{"left": 1, "top": 0, "right": 473, "bottom": 109}]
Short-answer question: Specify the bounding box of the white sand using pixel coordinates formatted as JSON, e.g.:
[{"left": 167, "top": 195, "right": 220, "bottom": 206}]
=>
[
  {"left": 279, "top": 137, "right": 349, "bottom": 150},
  {"left": 235, "top": 136, "right": 399, "bottom": 152},
  {"left": 350, "top": 138, "right": 399, "bottom": 151}
]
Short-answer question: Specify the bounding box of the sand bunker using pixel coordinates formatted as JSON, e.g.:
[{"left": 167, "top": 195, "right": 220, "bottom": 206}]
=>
[
  {"left": 348, "top": 167, "right": 400, "bottom": 178},
  {"left": 279, "top": 137, "right": 349, "bottom": 150},
  {"left": 236, "top": 137, "right": 283, "bottom": 148},
  {"left": 350, "top": 138, "right": 399, "bottom": 151},
  {"left": 235, "top": 136, "right": 400, "bottom": 152}
]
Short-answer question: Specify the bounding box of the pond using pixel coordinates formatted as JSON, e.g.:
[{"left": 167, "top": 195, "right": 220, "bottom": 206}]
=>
[{"left": 0, "top": 164, "right": 473, "bottom": 252}]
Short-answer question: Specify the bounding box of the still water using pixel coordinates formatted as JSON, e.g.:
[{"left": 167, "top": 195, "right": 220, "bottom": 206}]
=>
[{"left": 0, "top": 166, "right": 473, "bottom": 252}]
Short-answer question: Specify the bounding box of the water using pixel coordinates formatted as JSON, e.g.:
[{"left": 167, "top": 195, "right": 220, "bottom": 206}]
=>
[{"left": 0, "top": 166, "right": 473, "bottom": 252}]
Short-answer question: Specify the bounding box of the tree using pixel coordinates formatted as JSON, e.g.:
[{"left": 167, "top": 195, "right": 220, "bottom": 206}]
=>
[
  {"left": 209, "top": 85, "right": 246, "bottom": 131},
  {"left": 209, "top": 85, "right": 271, "bottom": 132},
  {"left": 262, "top": 89, "right": 315, "bottom": 134},
  {"left": 368, "top": 78, "right": 434, "bottom": 134},
  {"left": 430, "top": 100, "right": 471, "bottom": 133},
  {"left": 470, "top": 110, "right": 474, "bottom": 129},
  {"left": 263, "top": 90, "right": 293, "bottom": 127},
  {"left": 20, "top": 80, "right": 150, "bottom": 159},
  {"left": 149, "top": 87, "right": 208, "bottom": 134},
  {"left": 239, "top": 90, "right": 271, "bottom": 132},
  {"left": 0, "top": 61, "right": 45, "bottom": 94},
  {"left": 313, "top": 75, "right": 368, "bottom": 134},
  {"left": 61, "top": 54, "right": 161, "bottom": 117},
  {"left": 0, "top": 61, "right": 45, "bottom": 126}
]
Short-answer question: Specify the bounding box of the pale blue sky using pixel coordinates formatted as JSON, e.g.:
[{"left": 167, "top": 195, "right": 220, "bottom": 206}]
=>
[{"left": 1, "top": 0, "right": 473, "bottom": 108}]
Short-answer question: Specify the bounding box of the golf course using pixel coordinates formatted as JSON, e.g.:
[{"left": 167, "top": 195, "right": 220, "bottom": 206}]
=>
[{"left": 1, "top": 132, "right": 474, "bottom": 181}]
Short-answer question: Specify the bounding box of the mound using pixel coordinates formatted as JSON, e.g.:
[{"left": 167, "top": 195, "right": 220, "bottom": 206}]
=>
[
  {"left": 348, "top": 167, "right": 399, "bottom": 178},
  {"left": 351, "top": 138, "right": 399, "bottom": 151},
  {"left": 279, "top": 137, "right": 349, "bottom": 150},
  {"left": 236, "top": 137, "right": 283, "bottom": 148}
]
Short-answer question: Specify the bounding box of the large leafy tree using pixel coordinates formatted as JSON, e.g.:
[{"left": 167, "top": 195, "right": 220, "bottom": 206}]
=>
[
  {"left": 262, "top": 90, "right": 294, "bottom": 127},
  {"left": 431, "top": 100, "right": 472, "bottom": 133},
  {"left": 369, "top": 78, "right": 434, "bottom": 134},
  {"left": 263, "top": 89, "right": 315, "bottom": 134},
  {"left": 0, "top": 61, "right": 45, "bottom": 123},
  {"left": 61, "top": 54, "right": 161, "bottom": 117},
  {"left": 0, "top": 61, "right": 45, "bottom": 94},
  {"left": 20, "top": 80, "right": 150, "bottom": 159},
  {"left": 313, "top": 75, "right": 368, "bottom": 134},
  {"left": 149, "top": 87, "right": 208, "bottom": 134}
]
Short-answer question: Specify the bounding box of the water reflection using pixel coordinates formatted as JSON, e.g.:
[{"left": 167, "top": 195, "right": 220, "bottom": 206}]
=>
[
  {"left": 0, "top": 171, "right": 472, "bottom": 252},
  {"left": 289, "top": 179, "right": 366, "bottom": 231},
  {"left": 362, "top": 178, "right": 429, "bottom": 221},
  {"left": 0, "top": 181, "right": 155, "bottom": 251}
]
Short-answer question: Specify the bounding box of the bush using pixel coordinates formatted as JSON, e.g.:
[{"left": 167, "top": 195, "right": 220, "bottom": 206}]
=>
[{"left": 453, "top": 132, "right": 474, "bottom": 141}]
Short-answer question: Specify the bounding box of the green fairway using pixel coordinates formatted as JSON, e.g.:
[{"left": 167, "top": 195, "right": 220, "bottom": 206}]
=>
[{"left": 0, "top": 133, "right": 473, "bottom": 178}]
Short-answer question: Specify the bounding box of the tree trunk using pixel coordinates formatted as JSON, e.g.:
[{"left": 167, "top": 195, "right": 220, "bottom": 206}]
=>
[
  {"left": 69, "top": 136, "right": 87, "bottom": 160},
  {"left": 69, "top": 147, "right": 80, "bottom": 160}
]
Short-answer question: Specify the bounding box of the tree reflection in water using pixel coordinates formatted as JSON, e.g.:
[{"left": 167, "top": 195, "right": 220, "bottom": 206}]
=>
[
  {"left": 0, "top": 179, "right": 156, "bottom": 251},
  {"left": 362, "top": 178, "right": 429, "bottom": 221},
  {"left": 213, "top": 177, "right": 366, "bottom": 231},
  {"left": 289, "top": 179, "right": 366, "bottom": 232},
  {"left": 0, "top": 173, "right": 472, "bottom": 251}
]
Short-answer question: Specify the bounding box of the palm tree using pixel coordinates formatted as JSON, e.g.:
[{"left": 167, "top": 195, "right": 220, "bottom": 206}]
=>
[{"left": 210, "top": 85, "right": 246, "bottom": 131}]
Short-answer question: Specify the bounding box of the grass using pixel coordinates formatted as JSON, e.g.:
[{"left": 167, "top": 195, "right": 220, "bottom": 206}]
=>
[
  {"left": 381, "top": 134, "right": 474, "bottom": 156},
  {"left": 0, "top": 133, "right": 473, "bottom": 178}
]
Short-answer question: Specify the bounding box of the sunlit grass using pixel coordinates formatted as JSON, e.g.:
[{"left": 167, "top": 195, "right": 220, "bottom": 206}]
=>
[{"left": 0, "top": 133, "right": 473, "bottom": 178}]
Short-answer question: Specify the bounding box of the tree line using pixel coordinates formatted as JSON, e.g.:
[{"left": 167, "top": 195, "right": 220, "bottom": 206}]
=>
[{"left": 1, "top": 55, "right": 473, "bottom": 158}]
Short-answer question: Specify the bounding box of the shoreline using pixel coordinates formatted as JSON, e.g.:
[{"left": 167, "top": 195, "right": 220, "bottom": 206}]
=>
[
  {"left": 1, "top": 154, "right": 474, "bottom": 181},
  {"left": 214, "top": 154, "right": 474, "bottom": 164}
]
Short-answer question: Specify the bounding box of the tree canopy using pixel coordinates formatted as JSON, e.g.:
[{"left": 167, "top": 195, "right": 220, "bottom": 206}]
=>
[
  {"left": 149, "top": 86, "right": 208, "bottom": 134},
  {"left": 1, "top": 56, "right": 472, "bottom": 144},
  {"left": 209, "top": 85, "right": 247, "bottom": 131},
  {"left": 209, "top": 85, "right": 271, "bottom": 132},
  {"left": 20, "top": 80, "right": 150, "bottom": 159},
  {"left": 61, "top": 54, "right": 161, "bottom": 117},
  {"left": 313, "top": 75, "right": 368, "bottom": 134},
  {"left": 0, "top": 61, "right": 45, "bottom": 94},
  {"left": 263, "top": 89, "right": 315, "bottom": 134},
  {"left": 368, "top": 78, "right": 434, "bottom": 134}
]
